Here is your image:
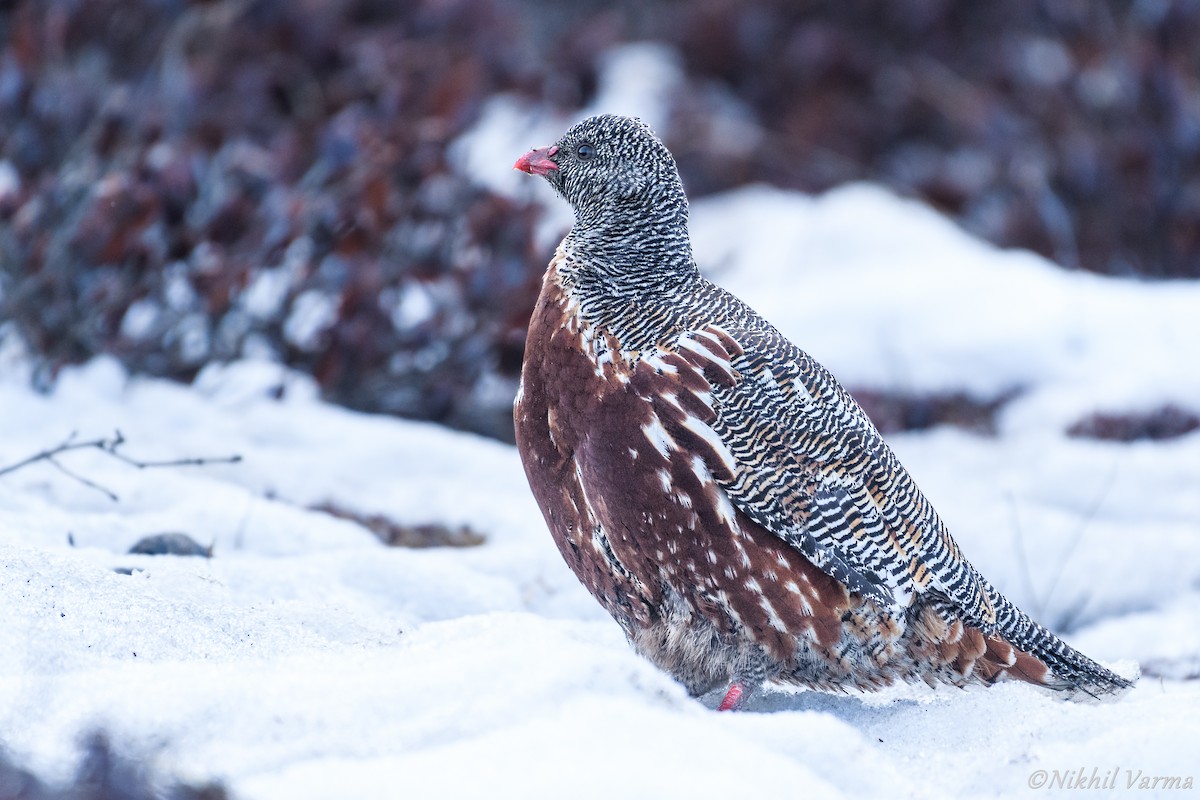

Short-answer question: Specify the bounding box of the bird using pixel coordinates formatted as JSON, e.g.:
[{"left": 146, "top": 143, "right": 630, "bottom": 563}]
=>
[{"left": 512, "top": 113, "right": 1133, "bottom": 711}]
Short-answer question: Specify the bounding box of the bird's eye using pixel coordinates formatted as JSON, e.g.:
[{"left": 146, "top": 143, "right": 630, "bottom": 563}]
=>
[{"left": 576, "top": 143, "right": 596, "bottom": 160}]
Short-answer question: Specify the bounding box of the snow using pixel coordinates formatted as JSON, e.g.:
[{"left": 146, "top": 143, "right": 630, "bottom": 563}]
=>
[
  {"left": 241, "top": 264, "right": 296, "bottom": 321},
  {"left": 118, "top": 298, "right": 161, "bottom": 341},
  {"left": 0, "top": 159, "right": 19, "bottom": 201},
  {"left": 390, "top": 283, "right": 437, "bottom": 331},
  {"left": 3, "top": 177, "right": 1199, "bottom": 798},
  {"left": 283, "top": 290, "right": 338, "bottom": 351},
  {"left": 691, "top": 183, "right": 1200, "bottom": 428},
  {"left": 4, "top": 39, "right": 1200, "bottom": 792}
]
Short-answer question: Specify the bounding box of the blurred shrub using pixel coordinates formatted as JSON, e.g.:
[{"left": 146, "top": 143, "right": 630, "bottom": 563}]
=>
[
  {"left": 0, "top": 0, "right": 544, "bottom": 439},
  {"left": 1, "top": 0, "right": 1197, "bottom": 442},
  {"left": 652, "top": 0, "right": 1200, "bottom": 278},
  {"left": 0, "top": 731, "right": 228, "bottom": 799}
]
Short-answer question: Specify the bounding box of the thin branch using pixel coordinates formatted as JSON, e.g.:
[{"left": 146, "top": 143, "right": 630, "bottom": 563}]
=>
[
  {"left": 105, "top": 450, "right": 245, "bottom": 470},
  {"left": 0, "top": 430, "right": 102, "bottom": 478},
  {"left": 1040, "top": 459, "right": 1121, "bottom": 616},
  {"left": 100, "top": 429, "right": 243, "bottom": 471},
  {"left": 0, "top": 430, "right": 242, "bottom": 501},
  {"left": 1007, "top": 457, "right": 1120, "bottom": 631},
  {"left": 45, "top": 456, "right": 120, "bottom": 502},
  {"left": 1006, "top": 491, "right": 1044, "bottom": 618}
]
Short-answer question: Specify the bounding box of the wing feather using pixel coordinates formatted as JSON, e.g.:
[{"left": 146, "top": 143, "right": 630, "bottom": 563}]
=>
[{"left": 665, "top": 321, "right": 993, "bottom": 624}]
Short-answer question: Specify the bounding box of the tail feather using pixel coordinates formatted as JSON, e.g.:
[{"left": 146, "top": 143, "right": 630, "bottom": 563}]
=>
[
  {"left": 914, "top": 586, "right": 1136, "bottom": 697},
  {"left": 984, "top": 589, "right": 1135, "bottom": 698}
]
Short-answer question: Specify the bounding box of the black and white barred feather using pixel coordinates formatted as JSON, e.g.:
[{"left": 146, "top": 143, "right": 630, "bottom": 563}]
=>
[{"left": 515, "top": 114, "right": 1133, "bottom": 704}]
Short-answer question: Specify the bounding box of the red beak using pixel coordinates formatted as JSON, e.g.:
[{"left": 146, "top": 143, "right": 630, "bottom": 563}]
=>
[{"left": 514, "top": 145, "right": 559, "bottom": 176}]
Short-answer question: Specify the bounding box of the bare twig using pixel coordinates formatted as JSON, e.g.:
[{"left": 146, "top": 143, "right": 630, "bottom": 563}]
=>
[
  {"left": 0, "top": 430, "right": 242, "bottom": 501},
  {"left": 1006, "top": 491, "right": 1044, "bottom": 618},
  {"left": 46, "top": 456, "right": 119, "bottom": 502},
  {"left": 1040, "top": 459, "right": 1121, "bottom": 617},
  {"left": 1007, "top": 457, "right": 1120, "bottom": 630}
]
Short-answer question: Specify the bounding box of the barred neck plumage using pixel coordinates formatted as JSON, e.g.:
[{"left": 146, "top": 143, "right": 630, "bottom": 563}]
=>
[
  {"left": 558, "top": 187, "right": 699, "bottom": 322},
  {"left": 519, "top": 113, "right": 701, "bottom": 336}
]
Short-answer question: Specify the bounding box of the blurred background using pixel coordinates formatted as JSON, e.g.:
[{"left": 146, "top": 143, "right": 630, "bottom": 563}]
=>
[{"left": 1, "top": 0, "right": 1197, "bottom": 442}]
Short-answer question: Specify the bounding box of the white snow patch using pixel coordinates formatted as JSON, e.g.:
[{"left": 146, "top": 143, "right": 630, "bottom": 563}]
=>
[
  {"left": 589, "top": 42, "right": 683, "bottom": 133},
  {"left": 390, "top": 282, "right": 437, "bottom": 331},
  {"left": 690, "top": 183, "right": 1200, "bottom": 433},
  {"left": 0, "top": 160, "right": 20, "bottom": 200},
  {"left": 163, "top": 262, "right": 196, "bottom": 310},
  {"left": 284, "top": 290, "right": 338, "bottom": 351},
  {"left": 241, "top": 267, "right": 295, "bottom": 320},
  {"left": 1, "top": 177, "right": 1198, "bottom": 798},
  {"left": 119, "top": 299, "right": 161, "bottom": 340}
]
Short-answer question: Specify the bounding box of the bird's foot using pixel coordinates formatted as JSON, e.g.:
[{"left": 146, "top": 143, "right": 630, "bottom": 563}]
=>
[{"left": 717, "top": 682, "right": 747, "bottom": 711}]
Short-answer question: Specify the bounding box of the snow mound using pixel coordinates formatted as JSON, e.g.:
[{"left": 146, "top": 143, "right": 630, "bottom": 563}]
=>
[{"left": 3, "top": 178, "right": 1199, "bottom": 798}]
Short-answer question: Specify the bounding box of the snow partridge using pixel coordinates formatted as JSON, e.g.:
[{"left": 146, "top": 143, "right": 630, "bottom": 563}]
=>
[{"left": 513, "top": 114, "right": 1132, "bottom": 710}]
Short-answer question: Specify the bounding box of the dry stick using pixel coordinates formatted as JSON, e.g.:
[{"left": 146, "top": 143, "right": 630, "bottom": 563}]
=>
[
  {"left": 0, "top": 430, "right": 242, "bottom": 501},
  {"left": 1007, "top": 457, "right": 1121, "bottom": 630},
  {"left": 45, "top": 456, "right": 120, "bottom": 502},
  {"left": 1006, "top": 491, "right": 1045, "bottom": 619},
  {"left": 1040, "top": 459, "right": 1121, "bottom": 629},
  {"left": 0, "top": 430, "right": 99, "bottom": 477}
]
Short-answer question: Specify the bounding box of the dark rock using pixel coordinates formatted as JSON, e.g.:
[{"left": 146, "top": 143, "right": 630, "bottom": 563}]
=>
[{"left": 127, "top": 533, "right": 213, "bottom": 557}]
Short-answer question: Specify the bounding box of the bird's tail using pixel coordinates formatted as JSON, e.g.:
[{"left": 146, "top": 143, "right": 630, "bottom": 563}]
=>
[{"left": 984, "top": 588, "right": 1136, "bottom": 699}]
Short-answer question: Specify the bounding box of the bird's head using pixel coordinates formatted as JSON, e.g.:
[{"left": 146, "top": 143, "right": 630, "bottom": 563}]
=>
[{"left": 514, "top": 114, "right": 686, "bottom": 224}]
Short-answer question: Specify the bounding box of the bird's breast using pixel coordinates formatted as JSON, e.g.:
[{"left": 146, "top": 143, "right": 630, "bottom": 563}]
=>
[{"left": 514, "top": 255, "right": 850, "bottom": 663}]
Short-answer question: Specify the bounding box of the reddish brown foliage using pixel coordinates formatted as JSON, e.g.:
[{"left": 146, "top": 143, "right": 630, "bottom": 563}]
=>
[
  {"left": 850, "top": 388, "right": 1019, "bottom": 436},
  {"left": 1067, "top": 405, "right": 1200, "bottom": 442},
  {"left": 2, "top": 0, "right": 1197, "bottom": 442}
]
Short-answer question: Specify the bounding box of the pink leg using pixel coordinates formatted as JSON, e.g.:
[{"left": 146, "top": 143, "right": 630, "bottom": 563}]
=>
[{"left": 717, "top": 682, "right": 746, "bottom": 711}]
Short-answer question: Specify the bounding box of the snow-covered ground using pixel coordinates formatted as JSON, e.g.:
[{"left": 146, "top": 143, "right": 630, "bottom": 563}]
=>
[
  {"left": 2, "top": 172, "right": 1199, "bottom": 798},
  {"left": 3, "top": 44, "right": 1199, "bottom": 798}
]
